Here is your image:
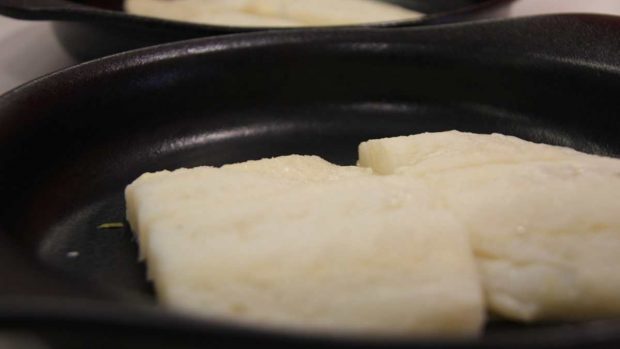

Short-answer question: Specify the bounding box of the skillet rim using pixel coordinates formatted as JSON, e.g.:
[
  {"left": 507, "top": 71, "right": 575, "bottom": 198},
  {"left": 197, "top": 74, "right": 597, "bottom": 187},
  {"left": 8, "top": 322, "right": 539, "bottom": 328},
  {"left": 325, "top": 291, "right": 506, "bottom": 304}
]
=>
[{"left": 3, "top": 12, "right": 620, "bottom": 102}]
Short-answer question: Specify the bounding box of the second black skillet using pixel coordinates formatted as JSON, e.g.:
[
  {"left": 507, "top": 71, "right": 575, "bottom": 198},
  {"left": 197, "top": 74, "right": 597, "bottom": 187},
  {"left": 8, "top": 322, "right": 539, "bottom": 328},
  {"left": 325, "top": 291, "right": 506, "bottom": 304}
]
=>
[{"left": 0, "top": 0, "right": 511, "bottom": 60}]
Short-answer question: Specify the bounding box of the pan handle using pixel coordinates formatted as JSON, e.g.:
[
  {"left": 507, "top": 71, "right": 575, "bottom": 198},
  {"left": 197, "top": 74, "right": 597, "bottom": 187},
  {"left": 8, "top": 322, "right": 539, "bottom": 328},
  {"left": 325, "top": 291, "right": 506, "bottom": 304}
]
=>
[{"left": 0, "top": 0, "right": 102, "bottom": 20}]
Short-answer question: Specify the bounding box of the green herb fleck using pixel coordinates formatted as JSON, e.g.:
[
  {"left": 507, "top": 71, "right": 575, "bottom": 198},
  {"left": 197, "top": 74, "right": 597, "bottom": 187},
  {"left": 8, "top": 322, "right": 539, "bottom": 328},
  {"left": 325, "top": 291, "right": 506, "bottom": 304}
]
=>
[{"left": 97, "top": 222, "right": 124, "bottom": 229}]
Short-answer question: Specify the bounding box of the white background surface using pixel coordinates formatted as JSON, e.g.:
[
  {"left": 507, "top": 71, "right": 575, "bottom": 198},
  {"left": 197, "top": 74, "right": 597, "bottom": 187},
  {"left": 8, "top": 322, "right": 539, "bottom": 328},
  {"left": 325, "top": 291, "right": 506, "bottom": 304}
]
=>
[
  {"left": 0, "top": 18, "right": 76, "bottom": 95},
  {"left": 2, "top": 0, "right": 620, "bottom": 95}
]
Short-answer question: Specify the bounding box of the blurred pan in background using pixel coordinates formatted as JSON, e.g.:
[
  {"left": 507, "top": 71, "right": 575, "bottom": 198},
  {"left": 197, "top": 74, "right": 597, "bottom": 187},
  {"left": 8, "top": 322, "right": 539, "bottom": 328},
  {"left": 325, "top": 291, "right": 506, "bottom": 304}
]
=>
[{"left": 0, "top": 0, "right": 511, "bottom": 60}]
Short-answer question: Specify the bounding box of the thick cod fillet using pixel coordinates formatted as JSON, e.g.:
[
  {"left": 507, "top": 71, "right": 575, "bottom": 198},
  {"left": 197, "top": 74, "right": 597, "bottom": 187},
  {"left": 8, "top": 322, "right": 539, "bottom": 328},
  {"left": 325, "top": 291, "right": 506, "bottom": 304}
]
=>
[
  {"left": 126, "top": 155, "right": 370, "bottom": 260},
  {"left": 125, "top": 0, "right": 422, "bottom": 27},
  {"left": 359, "top": 131, "right": 620, "bottom": 321},
  {"left": 126, "top": 155, "right": 484, "bottom": 337}
]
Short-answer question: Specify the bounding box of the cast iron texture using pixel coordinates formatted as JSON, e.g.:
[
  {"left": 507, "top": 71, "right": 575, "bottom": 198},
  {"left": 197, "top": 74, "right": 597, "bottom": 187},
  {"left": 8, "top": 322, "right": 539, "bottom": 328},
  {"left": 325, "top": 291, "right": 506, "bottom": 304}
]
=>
[{"left": 0, "top": 14, "right": 619, "bottom": 348}]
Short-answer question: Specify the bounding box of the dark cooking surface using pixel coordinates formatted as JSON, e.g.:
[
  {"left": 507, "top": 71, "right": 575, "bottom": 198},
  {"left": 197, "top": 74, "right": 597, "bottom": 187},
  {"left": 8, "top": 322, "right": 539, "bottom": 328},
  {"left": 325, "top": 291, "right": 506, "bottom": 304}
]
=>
[
  {"left": 0, "top": 14, "right": 620, "bottom": 348},
  {"left": 0, "top": 0, "right": 511, "bottom": 60}
]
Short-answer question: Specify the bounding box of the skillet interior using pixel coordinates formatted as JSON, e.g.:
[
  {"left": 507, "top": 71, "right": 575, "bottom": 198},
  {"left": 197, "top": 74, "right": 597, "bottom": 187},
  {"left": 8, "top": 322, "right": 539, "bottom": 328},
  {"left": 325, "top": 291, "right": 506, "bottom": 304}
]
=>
[{"left": 0, "top": 14, "right": 620, "bottom": 348}]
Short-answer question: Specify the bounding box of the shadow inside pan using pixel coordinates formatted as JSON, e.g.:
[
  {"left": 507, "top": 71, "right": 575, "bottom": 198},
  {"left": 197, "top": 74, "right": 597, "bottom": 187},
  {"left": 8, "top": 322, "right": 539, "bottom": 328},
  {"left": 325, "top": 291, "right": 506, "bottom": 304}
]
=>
[{"left": 1, "top": 15, "right": 620, "bottom": 347}]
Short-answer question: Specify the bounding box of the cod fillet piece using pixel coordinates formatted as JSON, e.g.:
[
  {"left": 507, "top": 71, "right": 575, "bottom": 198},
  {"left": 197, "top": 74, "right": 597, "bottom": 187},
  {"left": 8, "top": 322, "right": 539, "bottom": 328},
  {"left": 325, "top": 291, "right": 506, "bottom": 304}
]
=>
[
  {"left": 126, "top": 155, "right": 483, "bottom": 337},
  {"left": 125, "top": 0, "right": 423, "bottom": 27},
  {"left": 359, "top": 131, "right": 620, "bottom": 321}
]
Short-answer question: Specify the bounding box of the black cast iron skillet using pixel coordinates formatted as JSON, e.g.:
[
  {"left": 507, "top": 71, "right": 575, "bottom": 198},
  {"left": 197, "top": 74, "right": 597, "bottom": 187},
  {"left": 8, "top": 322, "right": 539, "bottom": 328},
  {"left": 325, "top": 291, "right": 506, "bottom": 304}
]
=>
[
  {"left": 0, "top": 0, "right": 511, "bottom": 60},
  {"left": 1, "top": 14, "right": 620, "bottom": 349}
]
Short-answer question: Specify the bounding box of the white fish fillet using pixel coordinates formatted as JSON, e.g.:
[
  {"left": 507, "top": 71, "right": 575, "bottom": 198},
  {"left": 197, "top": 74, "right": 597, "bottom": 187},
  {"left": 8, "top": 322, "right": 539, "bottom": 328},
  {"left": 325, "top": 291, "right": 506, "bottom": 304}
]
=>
[
  {"left": 359, "top": 131, "right": 620, "bottom": 321},
  {"left": 125, "top": 155, "right": 484, "bottom": 337},
  {"left": 124, "top": 0, "right": 423, "bottom": 27}
]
